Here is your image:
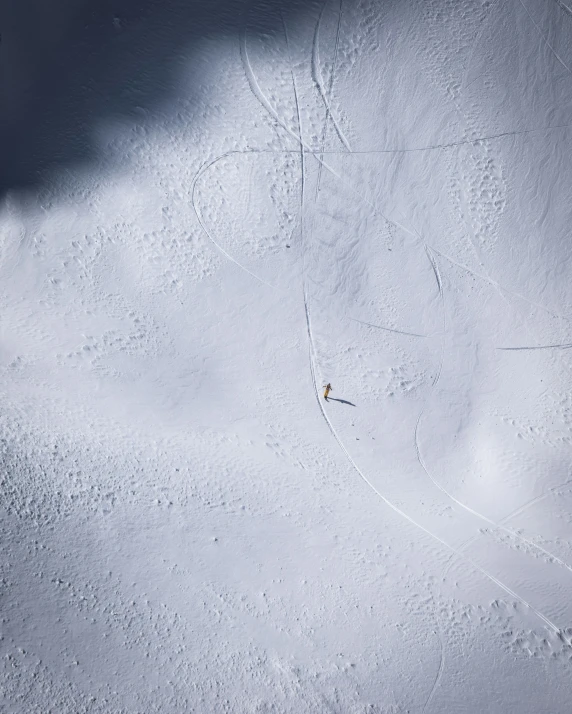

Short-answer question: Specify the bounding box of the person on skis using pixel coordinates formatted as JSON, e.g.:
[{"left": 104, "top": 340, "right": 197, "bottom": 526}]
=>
[{"left": 323, "top": 383, "right": 332, "bottom": 400}]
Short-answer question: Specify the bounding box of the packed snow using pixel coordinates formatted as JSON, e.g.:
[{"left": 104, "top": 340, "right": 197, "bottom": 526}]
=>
[{"left": 2, "top": 0, "right": 572, "bottom": 711}]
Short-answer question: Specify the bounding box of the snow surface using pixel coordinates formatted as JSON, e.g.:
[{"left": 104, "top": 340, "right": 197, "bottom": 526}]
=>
[{"left": 2, "top": 0, "right": 572, "bottom": 711}]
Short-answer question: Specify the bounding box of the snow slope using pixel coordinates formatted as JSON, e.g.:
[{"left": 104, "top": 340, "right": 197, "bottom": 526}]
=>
[{"left": 2, "top": 0, "right": 572, "bottom": 711}]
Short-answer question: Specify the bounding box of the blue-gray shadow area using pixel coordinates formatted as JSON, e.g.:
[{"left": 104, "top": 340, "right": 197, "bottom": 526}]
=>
[
  {"left": 0, "top": 0, "right": 329, "bottom": 199},
  {"left": 327, "top": 398, "right": 356, "bottom": 406}
]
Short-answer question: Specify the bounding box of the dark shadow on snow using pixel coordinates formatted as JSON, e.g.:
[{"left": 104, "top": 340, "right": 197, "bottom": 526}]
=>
[
  {"left": 327, "top": 398, "right": 356, "bottom": 406},
  {"left": 0, "top": 0, "right": 344, "bottom": 200}
]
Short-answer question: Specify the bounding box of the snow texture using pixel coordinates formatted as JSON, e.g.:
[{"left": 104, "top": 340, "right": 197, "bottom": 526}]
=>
[{"left": 2, "top": 0, "right": 572, "bottom": 711}]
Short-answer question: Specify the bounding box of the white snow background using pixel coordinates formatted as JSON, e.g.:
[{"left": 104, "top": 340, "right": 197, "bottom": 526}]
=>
[{"left": 2, "top": 0, "right": 572, "bottom": 711}]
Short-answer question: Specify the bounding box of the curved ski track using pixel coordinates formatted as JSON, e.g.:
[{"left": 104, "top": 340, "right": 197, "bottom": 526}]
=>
[
  {"left": 428, "top": 246, "right": 571, "bottom": 323},
  {"left": 312, "top": 0, "right": 351, "bottom": 153},
  {"left": 190, "top": 153, "right": 275, "bottom": 289},
  {"left": 282, "top": 5, "right": 564, "bottom": 640},
  {"left": 189, "top": 10, "right": 572, "bottom": 636},
  {"left": 443, "top": 479, "right": 572, "bottom": 582},
  {"left": 281, "top": 11, "right": 306, "bottom": 231},
  {"left": 415, "top": 249, "right": 572, "bottom": 579},
  {"left": 313, "top": 0, "right": 351, "bottom": 197},
  {"left": 303, "top": 289, "right": 560, "bottom": 634},
  {"left": 239, "top": 16, "right": 416, "bottom": 239},
  {"left": 421, "top": 622, "right": 445, "bottom": 714}
]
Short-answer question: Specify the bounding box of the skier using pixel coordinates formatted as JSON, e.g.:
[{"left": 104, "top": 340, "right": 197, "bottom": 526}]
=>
[{"left": 323, "top": 383, "right": 332, "bottom": 400}]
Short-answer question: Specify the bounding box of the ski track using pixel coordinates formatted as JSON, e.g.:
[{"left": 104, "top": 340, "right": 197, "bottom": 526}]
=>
[
  {"left": 312, "top": 0, "right": 351, "bottom": 152},
  {"left": 189, "top": 9, "right": 571, "bottom": 638},
  {"left": 415, "top": 251, "right": 572, "bottom": 580},
  {"left": 190, "top": 119, "right": 572, "bottom": 294},
  {"left": 190, "top": 153, "right": 276, "bottom": 289},
  {"left": 197, "top": 123, "right": 571, "bottom": 158},
  {"left": 442, "top": 481, "right": 572, "bottom": 586},
  {"left": 502, "top": 481, "right": 572, "bottom": 525},
  {"left": 281, "top": 11, "right": 306, "bottom": 226},
  {"left": 5, "top": 2, "right": 572, "bottom": 709},
  {"left": 313, "top": 0, "right": 351, "bottom": 198},
  {"left": 553, "top": 0, "right": 572, "bottom": 18},
  {"left": 191, "top": 143, "right": 572, "bottom": 333},
  {"left": 443, "top": 479, "right": 572, "bottom": 577},
  {"left": 518, "top": 0, "right": 572, "bottom": 74},
  {"left": 211, "top": 62, "right": 572, "bottom": 593},
  {"left": 421, "top": 623, "right": 445, "bottom": 714},
  {"left": 303, "top": 287, "right": 561, "bottom": 635},
  {"left": 345, "top": 123, "right": 572, "bottom": 154},
  {"left": 411, "top": 215, "right": 572, "bottom": 591},
  {"left": 417, "top": 406, "right": 572, "bottom": 578},
  {"left": 453, "top": 136, "right": 572, "bottom": 390},
  {"left": 428, "top": 245, "right": 571, "bottom": 323},
  {"left": 497, "top": 343, "right": 572, "bottom": 351},
  {"left": 350, "top": 317, "right": 431, "bottom": 339},
  {"left": 196, "top": 58, "right": 572, "bottom": 594},
  {"left": 240, "top": 14, "right": 416, "bottom": 239},
  {"left": 451, "top": 110, "right": 572, "bottom": 430}
]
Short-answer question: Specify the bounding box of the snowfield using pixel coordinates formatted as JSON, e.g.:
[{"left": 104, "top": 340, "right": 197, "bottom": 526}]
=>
[{"left": 2, "top": 0, "right": 572, "bottom": 711}]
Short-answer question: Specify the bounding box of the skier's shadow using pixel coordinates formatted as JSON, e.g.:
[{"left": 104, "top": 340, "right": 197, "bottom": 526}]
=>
[{"left": 327, "top": 398, "right": 356, "bottom": 407}]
